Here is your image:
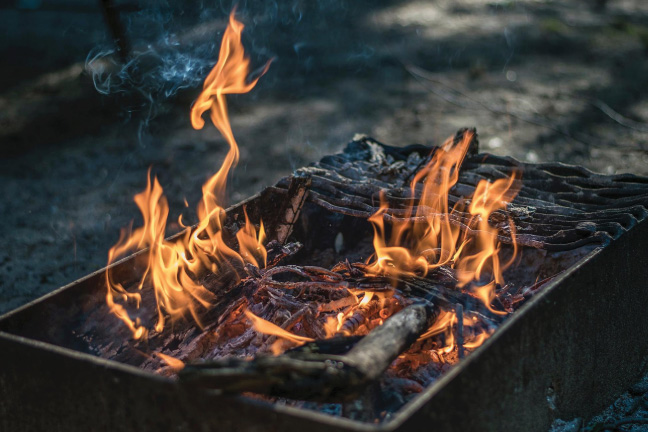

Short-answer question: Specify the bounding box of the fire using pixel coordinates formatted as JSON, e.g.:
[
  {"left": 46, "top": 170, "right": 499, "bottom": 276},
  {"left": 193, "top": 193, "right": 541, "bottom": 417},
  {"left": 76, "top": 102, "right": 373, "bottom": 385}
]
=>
[
  {"left": 102, "top": 8, "right": 518, "bottom": 386},
  {"left": 156, "top": 352, "right": 185, "bottom": 371},
  {"left": 418, "top": 310, "right": 455, "bottom": 340},
  {"left": 464, "top": 330, "right": 490, "bottom": 349},
  {"left": 244, "top": 309, "right": 315, "bottom": 344},
  {"left": 236, "top": 209, "right": 267, "bottom": 268},
  {"left": 366, "top": 134, "right": 471, "bottom": 278},
  {"left": 245, "top": 309, "right": 314, "bottom": 355},
  {"left": 105, "top": 10, "right": 271, "bottom": 339},
  {"left": 455, "top": 173, "right": 520, "bottom": 288},
  {"left": 366, "top": 131, "right": 521, "bottom": 313}
]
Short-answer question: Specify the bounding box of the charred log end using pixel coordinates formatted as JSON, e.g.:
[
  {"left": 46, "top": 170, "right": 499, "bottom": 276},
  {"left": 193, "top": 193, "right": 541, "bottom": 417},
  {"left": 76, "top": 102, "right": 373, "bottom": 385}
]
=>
[{"left": 344, "top": 304, "right": 435, "bottom": 383}]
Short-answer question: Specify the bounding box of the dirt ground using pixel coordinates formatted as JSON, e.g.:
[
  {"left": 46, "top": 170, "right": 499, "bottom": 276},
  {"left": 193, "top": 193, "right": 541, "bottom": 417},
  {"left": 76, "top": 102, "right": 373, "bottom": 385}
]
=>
[{"left": 1, "top": 0, "right": 647, "bottom": 427}]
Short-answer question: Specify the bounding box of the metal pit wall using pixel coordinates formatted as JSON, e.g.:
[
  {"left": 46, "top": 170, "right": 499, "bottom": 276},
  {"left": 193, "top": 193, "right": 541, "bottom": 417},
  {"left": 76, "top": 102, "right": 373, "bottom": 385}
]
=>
[{"left": 1, "top": 192, "right": 648, "bottom": 432}]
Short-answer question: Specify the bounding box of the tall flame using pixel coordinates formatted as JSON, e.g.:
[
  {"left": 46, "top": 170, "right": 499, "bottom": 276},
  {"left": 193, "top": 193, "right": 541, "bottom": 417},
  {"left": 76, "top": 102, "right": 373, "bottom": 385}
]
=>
[
  {"left": 366, "top": 133, "right": 471, "bottom": 278},
  {"left": 455, "top": 174, "right": 519, "bottom": 285},
  {"left": 366, "top": 131, "right": 521, "bottom": 312},
  {"left": 106, "top": 10, "right": 271, "bottom": 339}
]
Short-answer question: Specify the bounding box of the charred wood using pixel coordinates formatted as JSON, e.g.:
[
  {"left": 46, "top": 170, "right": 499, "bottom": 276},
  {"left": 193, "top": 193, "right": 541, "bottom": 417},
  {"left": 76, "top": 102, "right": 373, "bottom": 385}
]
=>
[
  {"left": 273, "top": 135, "right": 648, "bottom": 252},
  {"left": 179, "top": 303, "right": 439, "bottom": 401}
]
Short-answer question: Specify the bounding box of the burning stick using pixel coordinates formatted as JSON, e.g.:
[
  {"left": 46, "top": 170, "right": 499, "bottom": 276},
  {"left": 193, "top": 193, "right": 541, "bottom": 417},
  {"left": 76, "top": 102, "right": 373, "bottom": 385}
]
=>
[
  {"left": 273, "top": 172, "right": 312, "bottom": 244},
  {"left": 179, "top": 303, "right": 439, "bottom": 401},
  {"left": 336, "top": 299, "right": 382, "bottom": 336}
]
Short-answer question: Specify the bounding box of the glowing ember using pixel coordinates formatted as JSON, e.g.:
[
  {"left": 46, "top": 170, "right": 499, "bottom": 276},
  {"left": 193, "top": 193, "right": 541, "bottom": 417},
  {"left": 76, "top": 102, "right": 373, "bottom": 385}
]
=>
[{"left": 105, "top": 10, "right": 271, "bottom": 339}]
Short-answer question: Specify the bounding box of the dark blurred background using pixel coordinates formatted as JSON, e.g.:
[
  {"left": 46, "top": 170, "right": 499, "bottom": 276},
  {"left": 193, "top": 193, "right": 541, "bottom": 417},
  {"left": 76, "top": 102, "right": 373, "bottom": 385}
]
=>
[{"left": 0, "top": 0, "right": 647, "bottom": 326}]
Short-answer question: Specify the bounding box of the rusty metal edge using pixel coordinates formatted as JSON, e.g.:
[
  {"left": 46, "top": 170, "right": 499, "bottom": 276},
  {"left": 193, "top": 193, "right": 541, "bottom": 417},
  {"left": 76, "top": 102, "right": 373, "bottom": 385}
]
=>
[
  {"left": 0, "top": 192, "right": 261, "bottom": 325},
  {"left": 391, "top": 215, "right": 648, "bottom": 431},
  {"left": 0, "top": 330, "right": 162, "bottom": 381},
  {"left": 0, "top": 329, "right": 375, "bottom": 432},
  {"left": 1, "top": 191, "right": 646, "bottom": 431},
  {"left": 385, "top": 247, "right": 604, "bottom": 431}
]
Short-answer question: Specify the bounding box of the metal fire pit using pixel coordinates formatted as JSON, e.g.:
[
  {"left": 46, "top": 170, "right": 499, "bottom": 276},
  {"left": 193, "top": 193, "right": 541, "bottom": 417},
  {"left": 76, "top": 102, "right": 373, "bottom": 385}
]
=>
[{"left": 2, "top": 134, "right": 648, "bottom": 432}]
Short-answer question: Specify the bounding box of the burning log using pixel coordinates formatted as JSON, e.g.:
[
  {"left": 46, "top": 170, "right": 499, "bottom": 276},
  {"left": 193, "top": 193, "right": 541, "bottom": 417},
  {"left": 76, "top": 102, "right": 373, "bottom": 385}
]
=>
[
  {"left": 273, "top": 133, "right": 648, "bottom": 252},
  {"left": 179, "top": 303, "right": 439, "bottom": 401}
]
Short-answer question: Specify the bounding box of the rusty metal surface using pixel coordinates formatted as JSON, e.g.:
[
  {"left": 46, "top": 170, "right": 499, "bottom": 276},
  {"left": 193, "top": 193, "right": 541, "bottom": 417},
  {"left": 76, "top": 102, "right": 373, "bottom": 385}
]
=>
[
  {"left": 0, "top": 331, "right": 360, "bottom": 432},
  {"left": 1, "top": 211, "right": 647, "bottom": 432},
  {"left": 394, "top": 215, "right": 648, "bottom": 431}
]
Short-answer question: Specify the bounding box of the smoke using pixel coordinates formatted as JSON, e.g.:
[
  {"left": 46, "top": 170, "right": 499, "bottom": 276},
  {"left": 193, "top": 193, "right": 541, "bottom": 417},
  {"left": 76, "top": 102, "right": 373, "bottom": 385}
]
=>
[
  {"left": 85, "top": 0, "right": 383, "bottom": 154},
  {"left": 85, "top": 4, "right": 223, "bottom": 123},
  {"left": 86, "top": 1, "right": 347, "bottom": 101},
  {"left": 87, "top": 40, "right": 216, "bottom": 99}
]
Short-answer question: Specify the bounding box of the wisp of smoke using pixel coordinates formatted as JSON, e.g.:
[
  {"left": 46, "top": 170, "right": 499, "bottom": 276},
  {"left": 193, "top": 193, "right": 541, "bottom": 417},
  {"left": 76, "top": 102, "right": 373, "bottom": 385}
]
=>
[{"left": 85, "top": 0, "right": 351, "bottom": 131}]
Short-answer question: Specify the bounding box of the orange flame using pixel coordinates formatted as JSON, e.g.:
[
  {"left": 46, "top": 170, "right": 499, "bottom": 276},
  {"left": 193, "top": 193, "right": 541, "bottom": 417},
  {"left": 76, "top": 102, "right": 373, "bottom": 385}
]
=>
[
  {"left": 244, "top": 309, "right": 315, "bottom": 346},
  {"left": 366, "top": 133, "right": 471, "bottom": 278},
  {"left": 455, "top": 172, "right": 520, "bottom": 312},
  {"left": 464, "top": 330, "right": 490, "bottom": 349},
  {"left": 236, "top": 208, "right": 267, "bottom": 268},
  {"left": 366, "top": 131, "right": 521, "bottom": 313},
  {"left": 156, "top": 352, "right": 185, "bottom": 371},
  {"left": 455, "top": 173, "right": 520, "bottom": 288},
  {"left": 106, "top": 10, "right": 271, "bottom": 339},
  {"left": 418, "top": 310, "right": 456, "bottom": 340},
  {"left": 105, "top": 171, "right": 215, "bottom": 339}
]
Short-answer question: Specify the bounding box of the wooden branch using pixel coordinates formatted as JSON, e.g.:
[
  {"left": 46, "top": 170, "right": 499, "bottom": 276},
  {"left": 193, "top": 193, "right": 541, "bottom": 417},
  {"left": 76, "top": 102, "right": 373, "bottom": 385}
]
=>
[
  {"left": 273, "top": 172, "right": 311, "bottom": 244},
  {"left": 179, "top": 303, "right": 438, "bottom": 402}
]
